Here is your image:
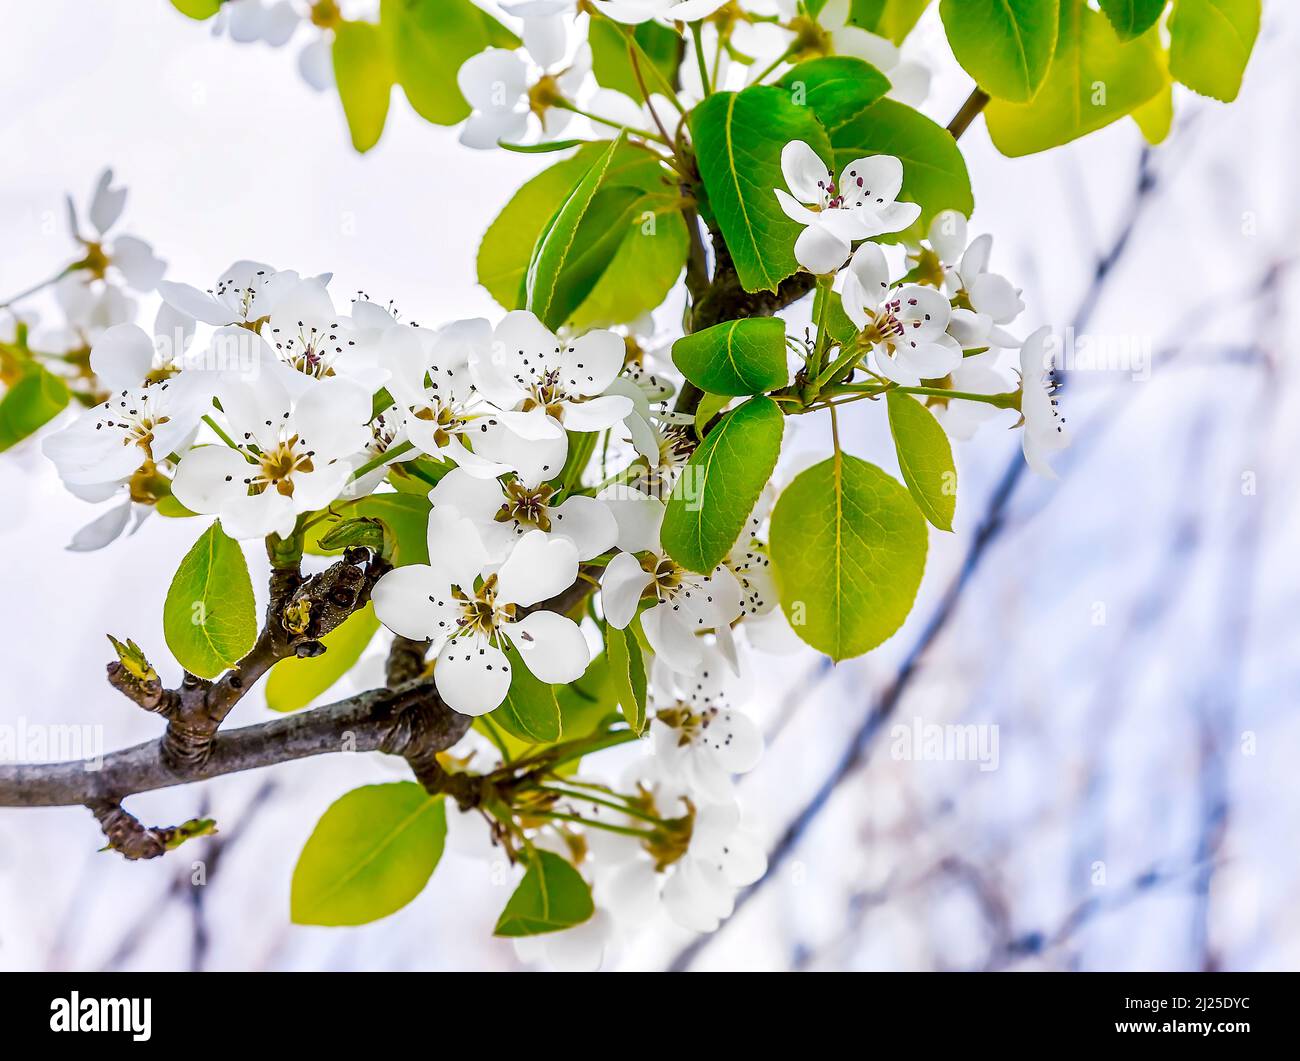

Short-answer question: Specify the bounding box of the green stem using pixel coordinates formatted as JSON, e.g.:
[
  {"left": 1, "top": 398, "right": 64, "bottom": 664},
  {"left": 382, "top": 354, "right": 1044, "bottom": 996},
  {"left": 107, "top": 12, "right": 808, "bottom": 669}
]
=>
[
  {"left": 348, "top": 439, "right": 412, "bottom": 482},
  {"left": 534, "top": 784, "right": 663, "bottom": 823},
  {"left": 202, "top": 414, "right": 242, "bottom": 452},
  {"left": 0, "top": 265, "right": 72, "bottom": 309},
  {"left": 690, "top": 21, "right": 712, "bottom": 96},
  {"left": 529, "top": 809, "right": 656, "bottom": 839},
  {"left": 748, "top": 43, "right": 797, "bottom": 86},
  {"left": 552, "top": 100, "right": 670, "bottom": 145}
]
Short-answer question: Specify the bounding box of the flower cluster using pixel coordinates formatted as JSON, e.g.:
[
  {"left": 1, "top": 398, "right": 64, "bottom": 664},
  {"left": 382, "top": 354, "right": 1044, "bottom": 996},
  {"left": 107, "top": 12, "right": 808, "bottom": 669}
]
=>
[{"left": 14, "top": 131, "right": 1061, "bottom": 965}]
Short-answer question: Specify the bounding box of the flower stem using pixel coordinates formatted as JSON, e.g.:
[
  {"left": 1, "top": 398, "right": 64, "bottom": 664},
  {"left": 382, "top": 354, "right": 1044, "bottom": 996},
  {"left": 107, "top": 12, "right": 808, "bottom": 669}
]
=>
[
  {"left": 529, "top": 808, "right": 656, "bottom": 839},
  {"left": 348, "top": 439, "right": 412, "bottom": 483},
  {"left": 202, "top": 414, "right": 242, "bottom": 451},
  {"left": 0, "top": 265, "right": 73, "bottom": 309},
  {"left": 690, "top": 21, "right": 712, "bottom": 97},
  {"left": 552, "top": 100, "right": 670, "bottom": 146}
]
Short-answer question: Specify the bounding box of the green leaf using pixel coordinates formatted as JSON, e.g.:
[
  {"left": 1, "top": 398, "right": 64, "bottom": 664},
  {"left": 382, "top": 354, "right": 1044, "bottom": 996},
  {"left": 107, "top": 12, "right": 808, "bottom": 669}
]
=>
[
  {"left": 266, "top": 604, "right": 380, "bottom": 713},
  {"left": 478, "top": 141, "right": 677, "bottom": 315},
  {"left": 777, "top": 57, "right": 892, "bottom": 135},
  {"left": 848, "top": 0, "right": 934, "bottom": 43},
  {"left": 1099, "top": 0, "right": 1169, "bottom": 39},
  {"left": 590, "top": 18, "right": 682, "bottom": 100},
  {"left": 333, "top": 20, "right": 394, "bottom": 153},
  {"left": 0, "top": 361, "right": 69, "bottom": 452},
  {"left": 1168, "top": 0, "right": 1259, "bottom": 103},
  {"left": 769, "top": 455, "right": 927, "bottom": 660},
  {"left": 494, "top": 850, "right": 595, "bottom": 937},
  {"left": 490, "top": 645, "right": 562, "bottom": 744},
  {"left": 525, "top": 133, "right": 627, "bottom": 329},
  {"left": 662, "top": 396, "right": 785, "bottom": 573},
  {"left": 569, "top": 201, "right": 689, "bottom": 329},
  {"left": 498, "top": 138, "right": 590, "bottom": 154},
  {"left": 381, "top": 0, "right": 516, "bottom": 127},
  {"left": 155, "top": 494, "right": 198, "bottom": 518},
  {"left": 829, "top": 98, "right": 973, "bottom": 242},
  {"left": 885, "top": 392, "right": 956, "bottom": 532},
  {"left": 672, "top": 317, "right": 789, "bottom": 397},
  {"left": 984, "top": 1, "right": 1165, "bottom": 157},
  {"left": 939, "top": 0, "right": 1060, "bottom": 103},
  {"left": 305, "top": 493, "right": 431, "bottom": 565},
  {"left": 291, "top": 783, "right": 446, "bottom": 927},
  {"left": 170, "top": 0, "right": 221, "bottom": 19},
  {"left": 163, "top": 521, "right": 257, "bottom": 680},
  {"left": 690, "top": 87, "right": 834, "bottom": 292},
  {"left": 694, "top": 392, "right": 733, "bottom": 436},
  {"left": 606, "top": 623, "right": 649, "bottom": 736}
]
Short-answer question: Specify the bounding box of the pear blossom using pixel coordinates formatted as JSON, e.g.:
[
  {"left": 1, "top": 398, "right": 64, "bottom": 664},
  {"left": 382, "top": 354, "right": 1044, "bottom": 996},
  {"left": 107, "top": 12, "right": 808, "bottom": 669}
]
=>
[
  {"left": 648, "top": 657, "right": 763, "bottom": 802},
  {"left": 158, "top": 261, "right": 303, "bottom": 329},
  {"left": 468, "top": 310, "right": 634, "bottom": 466},
  {"left": 42, "top": 378, "right": 208, "bottom": 491},
  {"left": 371, "top": 529, "right": 591, "bottom": 715},
  {"left": 456, "top": 36, "right": 590, "bottom": 150},
  {"left": 377, "top": 317, "right": 530, "bottom": 478},
  {"left": 932, "top": 355, "right": 1012, "bottom": 442},
  {"left": 46, "top": 274, "right": 136, "bottom": 350},
  {"left": 429, "top": 467, "right": 618, "bottom": 563},
  {"left": 601, "top": 534, "right": 743, "bottom": 675},
  {"left": 909, "top": 210, "right": 1024, "bottom": 349},
  {"left": 1018, "top": 327, "right": 1069, "bottom": 478},
  {"left": 775, "top": 142, "right": 920, "bottom": 274},
  {"left": 600, "top": 797, "right": 767, "bottom": 934},
  {"left": 840, "top": 241, "right": 960, "bottom": 386},
  {"left": 64, "top": 169, "right": 166, "bottom": 293},
  {"left": 261, "top": 275, "right": 390, "bottom": 396},
  {"left": 170, "top": 375, "right": 371, "bottom": 538}
]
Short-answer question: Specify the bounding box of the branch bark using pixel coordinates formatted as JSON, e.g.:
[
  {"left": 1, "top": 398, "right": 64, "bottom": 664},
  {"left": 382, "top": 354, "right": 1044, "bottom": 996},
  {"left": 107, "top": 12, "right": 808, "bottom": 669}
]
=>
[{"left": 0, "top": 675, "right": 469, "bottom": 809}]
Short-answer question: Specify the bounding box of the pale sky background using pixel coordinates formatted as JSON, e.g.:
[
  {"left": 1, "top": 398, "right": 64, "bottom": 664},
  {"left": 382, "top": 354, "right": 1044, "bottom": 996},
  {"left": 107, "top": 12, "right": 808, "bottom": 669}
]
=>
[{"left": 1, "top": 1, "right": 1297, "bottom": 972}]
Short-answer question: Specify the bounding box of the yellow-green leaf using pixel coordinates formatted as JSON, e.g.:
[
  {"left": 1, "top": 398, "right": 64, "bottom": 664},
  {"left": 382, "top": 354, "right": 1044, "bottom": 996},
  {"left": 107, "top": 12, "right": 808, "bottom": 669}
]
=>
[
  {"left": 333, "top": 20, "right": 394, "bottom": 153},
  {"left": 985, "top": 1, "right": 1165, "bottom": 157},
  {"left": 291, "top": 783, "right": 446, "bottom": 926},
  {"left": 886, "top": 391, "right": 956, "bottom": 531},
  {"left": 769, "top": 455, "right": 928, "bottom": 660},
  {"left": 1168, "top": 0, "right": 1260, "bottom": 103},
  {"left": 606, "top": 623, "right": 648, "bottom": 735},
  {"left": 162, "top": 521, "right": 257, "bottom": 679},
  {"left": 266, "top": 604, "right": 380, "bottom": 713}
]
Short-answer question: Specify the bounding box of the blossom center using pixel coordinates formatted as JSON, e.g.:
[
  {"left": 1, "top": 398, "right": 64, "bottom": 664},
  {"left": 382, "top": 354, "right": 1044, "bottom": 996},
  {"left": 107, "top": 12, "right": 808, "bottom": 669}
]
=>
[
  {"left": 254, "top": 436, "right": 314, "bottom": 496},
  {"left": 495, "top": 480, "right": 555, "bottom": 531}
]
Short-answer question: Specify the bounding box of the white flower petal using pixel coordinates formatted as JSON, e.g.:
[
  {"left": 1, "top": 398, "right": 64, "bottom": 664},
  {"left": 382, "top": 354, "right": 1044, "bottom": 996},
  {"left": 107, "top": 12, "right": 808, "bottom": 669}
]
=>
[
  {"left": 372, "top": 565, "right": 459, "bottom": 642},
  {"left": 506, "top": 611, "right": 590, "bottom": 683},
  {"left": 601, "top": 551, "right": 653, "bottom": 629},
  {"left": 561, "top": 329, "right": 625, "bottom": 397},
  {"left": 549, "top": 495, "right": 618, "bottom": 560},
  {"left": 496, "top": 529, "right": 579, "bottom": 607},
  {"left": 780, "top": 140, "right": 833, "bottom": 204},
  {"left": 435, "top": 635, "right": 512, "bottom": 715}
]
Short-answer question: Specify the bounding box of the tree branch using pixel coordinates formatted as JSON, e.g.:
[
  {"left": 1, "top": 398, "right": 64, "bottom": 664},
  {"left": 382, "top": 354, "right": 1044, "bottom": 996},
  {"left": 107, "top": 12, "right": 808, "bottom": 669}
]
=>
[{"left": 0, "top": 675, "right": 468, "bottom": 809}]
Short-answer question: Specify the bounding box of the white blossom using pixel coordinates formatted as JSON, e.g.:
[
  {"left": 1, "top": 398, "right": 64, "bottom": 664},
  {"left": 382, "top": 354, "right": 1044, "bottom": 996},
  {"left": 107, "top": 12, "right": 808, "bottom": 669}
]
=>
[
  {"left": 775, "top": 141, "right": 920, "bottom": 274},
  {"left": 371, "top": 529, "right": 591, "bottom": 715},
  {"left": 170, "top": 374, "right": 371, "bottom": 538}
]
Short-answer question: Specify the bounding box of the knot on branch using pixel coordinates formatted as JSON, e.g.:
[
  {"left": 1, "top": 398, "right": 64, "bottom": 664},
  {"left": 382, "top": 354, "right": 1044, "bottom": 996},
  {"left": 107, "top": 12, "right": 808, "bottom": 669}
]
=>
[
  {"left": 282, "top": 546, "right": 389, "bottom": 644},
  {"left": 385, "top": 636, "right": 431, "bottom": 687},
  {"left": 378, "top": 691, "right": 477, "bottom": 808}
]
